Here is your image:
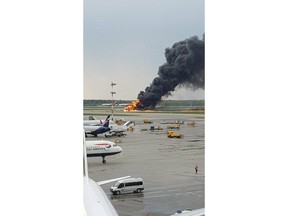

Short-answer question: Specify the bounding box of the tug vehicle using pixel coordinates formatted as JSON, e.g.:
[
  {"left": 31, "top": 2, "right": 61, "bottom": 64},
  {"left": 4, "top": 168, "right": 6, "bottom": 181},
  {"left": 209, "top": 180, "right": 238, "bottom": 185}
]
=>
[
  {"left": 187, "top": 121, "right": 196, "bottom": 127},
  {"left": 143, "top": 119, "right": 152, "bottom": 123},
  {"left": 115, "top": 119, "right": 125, "bottom": 125},
  {"left": 167, "top": 131, "right": 183, "bottom": 138},
  {"left": 127, "top": 126, "right": 134, "bottom": 131},
  {"left": 150, "top": 126, "right": 163, "bottom": 130}
]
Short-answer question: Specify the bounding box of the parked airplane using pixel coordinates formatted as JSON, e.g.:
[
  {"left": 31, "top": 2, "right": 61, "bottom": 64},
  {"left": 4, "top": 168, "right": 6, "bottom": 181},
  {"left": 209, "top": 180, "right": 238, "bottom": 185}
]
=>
[
  {"left": 84, "top": 118, "right": 111, "bottom": 137},
  {"left": 83, "top": 132, "right": 130, "bottom": 215},
  {"left": 86, "top": 140, "right": 122, "bottom": 164},
  {"left": 170, "top": 208, "right": 205, "bottom": 216},
  {"left": 84, "top": 115, "right": 111, "bottom": 126}
]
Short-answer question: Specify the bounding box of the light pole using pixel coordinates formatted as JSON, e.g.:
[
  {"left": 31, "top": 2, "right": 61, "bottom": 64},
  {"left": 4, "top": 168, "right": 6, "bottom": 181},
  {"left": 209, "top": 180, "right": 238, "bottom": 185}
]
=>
[{"left": 111, "top": 82, "right": 116, "bottom": 120}]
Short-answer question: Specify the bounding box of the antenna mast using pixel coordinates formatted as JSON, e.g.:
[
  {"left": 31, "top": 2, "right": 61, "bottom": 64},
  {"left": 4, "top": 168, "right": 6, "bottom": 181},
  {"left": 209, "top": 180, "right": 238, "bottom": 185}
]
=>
[{"left": 111, "top": 82, "right": 116, "bottom": 120}]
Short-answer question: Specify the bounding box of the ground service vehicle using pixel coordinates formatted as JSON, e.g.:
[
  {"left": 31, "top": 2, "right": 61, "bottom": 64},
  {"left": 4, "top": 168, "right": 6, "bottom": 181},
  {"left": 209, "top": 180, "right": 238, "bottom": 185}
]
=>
[
  {"left": 110, "top": 178, "right": 144, "bottom": 195},
  {"left": 187, "top": 121, "right": 196, "bottom": 127},
  {"left": 115, "top": 119, "right": 125, "bottom": 125},
  {"left": 167, "top": 124, "right": 180, "bottom": 129},
  {"left": 150, "top": 126, "right": 163, "bottom": 130},
  {"left": 143, "top": 119, "right": 152, "bottom": 123},
  {"left": 167, "top": 131, "right": 183, "bottom": 138}
]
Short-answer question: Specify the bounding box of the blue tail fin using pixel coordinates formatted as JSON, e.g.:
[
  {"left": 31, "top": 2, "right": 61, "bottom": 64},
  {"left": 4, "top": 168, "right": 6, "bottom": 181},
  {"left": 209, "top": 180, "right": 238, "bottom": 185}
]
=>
[
  {"left": 105, "top": 115, "right": 111, "bottom": 121},
  {"left": 103, "top": 119, "right": 110, "bottom": 127}
]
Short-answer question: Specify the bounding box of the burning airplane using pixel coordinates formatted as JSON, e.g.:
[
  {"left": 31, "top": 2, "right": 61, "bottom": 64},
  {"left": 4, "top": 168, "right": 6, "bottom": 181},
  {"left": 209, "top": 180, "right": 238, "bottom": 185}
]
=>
[
  {"left": 125, "top": 35, "right": 205, "bottom": 111},
  {"left": 124, "top": 99, "right": 143, "bottom": 112}
]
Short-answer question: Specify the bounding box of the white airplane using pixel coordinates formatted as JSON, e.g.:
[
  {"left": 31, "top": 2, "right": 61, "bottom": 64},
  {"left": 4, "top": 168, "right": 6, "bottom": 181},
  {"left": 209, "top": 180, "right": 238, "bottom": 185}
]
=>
[
  {"left": 170, "top": 208, "right": 205, "bottom": 216},
  {"left": 84, "top": 115, "right": 113, "bottom": 126},
  {"left": 83, "top": 133, "right": 130, "bottom": 215},
  {"left": 86, "top": 140, "right": 122, "bottom": 164},
  {"left": 84, "top": 119, "right": 111, "bottom": 137}
]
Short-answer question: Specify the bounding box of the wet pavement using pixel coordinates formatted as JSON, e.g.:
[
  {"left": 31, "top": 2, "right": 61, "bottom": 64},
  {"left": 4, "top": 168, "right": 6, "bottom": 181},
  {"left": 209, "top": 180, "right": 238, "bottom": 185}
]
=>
[{"left": 85, "top": 112, "right": 205, "bottom": 216}]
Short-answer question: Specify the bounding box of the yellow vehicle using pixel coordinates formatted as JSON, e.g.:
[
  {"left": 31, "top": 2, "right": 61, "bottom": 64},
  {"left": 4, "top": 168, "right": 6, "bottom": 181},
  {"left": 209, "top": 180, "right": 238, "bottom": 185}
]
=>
[
  {"left": 127, "top": 126, "right": 134, "bottom": 131},
  {"left": 167, "top": 131, "right": 183, "bottom": 138},
  {"left": 143, "top": 119, "right": 152, "bottom": 124},
  {"left": 115, "top": 119, "right": 125, "bottom": 125},
  {"left": 187, "top": 121, "right": 196, "bottom": 127},
  {"left": 167, "top": 124, "right": 180, "bottom": 129},
  {"left": 150, "top": 126, "right": 163, "bottom": 131}
]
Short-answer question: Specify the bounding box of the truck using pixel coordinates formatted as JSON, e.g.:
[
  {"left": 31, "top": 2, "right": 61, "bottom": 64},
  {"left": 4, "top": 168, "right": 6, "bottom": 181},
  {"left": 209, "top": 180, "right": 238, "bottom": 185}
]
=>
[
  {"left": 167, "top": 124, "right": 180, "bottom": 129},
  {"left": 167, "top": 131, "right": 183, "bottom": 138}
]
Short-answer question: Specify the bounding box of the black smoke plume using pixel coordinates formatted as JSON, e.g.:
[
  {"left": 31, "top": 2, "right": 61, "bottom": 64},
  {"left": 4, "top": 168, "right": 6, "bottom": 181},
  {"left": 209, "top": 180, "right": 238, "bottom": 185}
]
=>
[{"left": 136, "top": 35, "right": 205, "bottom": 109}]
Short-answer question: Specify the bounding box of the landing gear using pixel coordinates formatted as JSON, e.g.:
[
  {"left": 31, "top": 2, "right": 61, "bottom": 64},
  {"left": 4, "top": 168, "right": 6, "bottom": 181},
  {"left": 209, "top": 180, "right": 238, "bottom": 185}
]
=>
[{"left": 102, "top": 156, "right": 106, "bottom": 164}]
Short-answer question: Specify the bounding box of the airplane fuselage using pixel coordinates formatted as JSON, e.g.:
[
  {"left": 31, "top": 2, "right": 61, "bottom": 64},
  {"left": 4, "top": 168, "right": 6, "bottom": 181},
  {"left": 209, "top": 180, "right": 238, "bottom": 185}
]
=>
[
  {"left": 84, "top": 123, "right": 111, "bottom": 137},
  {"left": 83, "top": 129, "right": 127, "bottom": 215},
  {"left": 83, "top": 119, "right": 115, "bottom": 126},
  {"left": 86, "top": 140, "right": 122, "bottom": 163},
  {"left": 83, "top": 177, "right": 119, "bottom": 216}
]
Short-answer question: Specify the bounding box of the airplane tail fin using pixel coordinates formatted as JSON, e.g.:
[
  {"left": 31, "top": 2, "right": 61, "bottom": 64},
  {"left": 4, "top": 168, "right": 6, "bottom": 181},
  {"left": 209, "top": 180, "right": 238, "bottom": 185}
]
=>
[
  {"left": 105, "top": 115, "right": 111, "bottom": 121},
  {"left": 98, "top": 115, "right": 110, "bottom": 125},
  {"left": 88, "top": 116, "right": 96, "bottom": 120},
  {"left": 103, "top": 119, "right": 110, "bottom": 127},
  {"left": 102, "top": 115, "right": 111, "bottom": 127}
]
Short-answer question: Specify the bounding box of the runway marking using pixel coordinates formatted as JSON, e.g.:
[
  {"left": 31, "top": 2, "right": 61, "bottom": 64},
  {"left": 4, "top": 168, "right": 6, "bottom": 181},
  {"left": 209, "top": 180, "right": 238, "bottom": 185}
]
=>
[
  {"left": 185, "top": 191, "right": 204, "bottom": 198},
  {"left": 144, "top": 194, "right": 172, "bottom": 199},
  {"left": 144, "top": 191, "right": 204, "bottom": 199},
  {"left": 166, "top": 189, "right": 179, "bottom": 192},
  {"left": 146, "top": 191, "right": 166, "bottom": 194}
]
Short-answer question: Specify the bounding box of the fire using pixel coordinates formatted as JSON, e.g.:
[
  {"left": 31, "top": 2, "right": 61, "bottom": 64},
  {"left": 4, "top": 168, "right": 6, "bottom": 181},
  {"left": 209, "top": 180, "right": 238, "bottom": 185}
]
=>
[{"left": 124, "top": 99, "right": 143, "bottom": 111}]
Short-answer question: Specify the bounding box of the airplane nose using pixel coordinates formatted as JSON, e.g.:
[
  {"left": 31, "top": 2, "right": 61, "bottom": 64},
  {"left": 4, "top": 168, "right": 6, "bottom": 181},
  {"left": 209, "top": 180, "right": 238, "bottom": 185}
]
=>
[{"left": 118, "top": 146, "right": 122, "bottom": 152}]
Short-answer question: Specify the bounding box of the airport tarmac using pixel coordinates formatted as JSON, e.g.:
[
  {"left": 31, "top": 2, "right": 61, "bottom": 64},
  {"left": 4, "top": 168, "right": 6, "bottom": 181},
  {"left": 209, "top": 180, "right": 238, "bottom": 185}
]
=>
[{"left": 85, "top": 112, "right": 205, "bottom": 216}]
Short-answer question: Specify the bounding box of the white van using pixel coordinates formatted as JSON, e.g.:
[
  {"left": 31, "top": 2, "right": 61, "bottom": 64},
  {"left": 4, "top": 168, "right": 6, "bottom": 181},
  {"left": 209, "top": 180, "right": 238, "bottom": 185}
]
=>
[{"left": 110, "top": 177, "right": 144, "bottom": 195}]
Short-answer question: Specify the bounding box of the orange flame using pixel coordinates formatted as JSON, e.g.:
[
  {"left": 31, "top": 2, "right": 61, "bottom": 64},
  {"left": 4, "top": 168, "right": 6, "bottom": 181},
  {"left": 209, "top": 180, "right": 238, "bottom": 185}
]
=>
[{"left": 124, "top": 99, "right": 143, "bottom": 111}]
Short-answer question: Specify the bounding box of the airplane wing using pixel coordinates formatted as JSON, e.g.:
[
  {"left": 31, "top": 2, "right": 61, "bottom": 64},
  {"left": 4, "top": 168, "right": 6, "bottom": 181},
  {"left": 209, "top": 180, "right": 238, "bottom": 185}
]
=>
[
  {"left": 97, "top": 176, "right": 131, "bottom": 186},
  {"left": 88, "top": 116, "right": 96, "bottom": 120},
  {"left": 170, "top": 208, "right": 205, "bottom": 216}
]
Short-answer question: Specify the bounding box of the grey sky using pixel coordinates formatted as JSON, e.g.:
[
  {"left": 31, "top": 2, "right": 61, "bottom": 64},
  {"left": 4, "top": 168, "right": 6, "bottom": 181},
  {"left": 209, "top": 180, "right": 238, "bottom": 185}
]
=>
[{"left": 84, "top": 0, "right": 204, "bottom": 100}]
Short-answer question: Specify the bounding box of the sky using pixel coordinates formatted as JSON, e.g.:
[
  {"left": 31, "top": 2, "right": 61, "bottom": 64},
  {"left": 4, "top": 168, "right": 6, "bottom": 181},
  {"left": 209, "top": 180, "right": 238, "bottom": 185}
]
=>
[{"left": 84, "top": 0, "right": 204, "bottom": 100}]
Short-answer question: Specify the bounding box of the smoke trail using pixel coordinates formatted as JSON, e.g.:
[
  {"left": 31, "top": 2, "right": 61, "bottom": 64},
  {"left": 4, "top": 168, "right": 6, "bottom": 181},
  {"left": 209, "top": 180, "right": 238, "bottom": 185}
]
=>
[{"left": 137, "top": 35, "right": 205, "bottom": 109}]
